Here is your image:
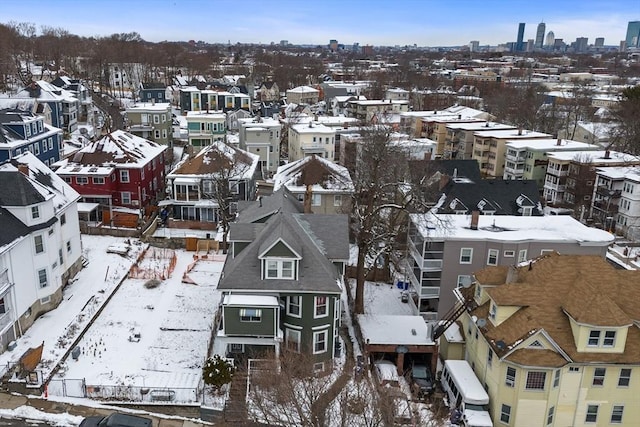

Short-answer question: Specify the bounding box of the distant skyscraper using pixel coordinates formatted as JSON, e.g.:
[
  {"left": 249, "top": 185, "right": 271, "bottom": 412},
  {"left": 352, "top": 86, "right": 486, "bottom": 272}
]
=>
[
  {"left": 535, "top": 22, "right": 546, "bottom": 49},
  {"left": 626, "top": 21, "right": 640, "bottom": 48},
  {"left": 545, "top": 31, "right": 555, "bottom": 47},
  {"left": 469, "top": 40, "right": 480, "bottom": 52},
  {"left": 575, "top": 37, "right": 588, "bottom": 53},
  {"left": 516, "top": 23, "right": 526, "bottom": 51},
  {"left": 595, "top": 37, "right": 605, "bottom": 48},
  {"left": 526, "top": 39, "right": 535, "bottom": 52}
]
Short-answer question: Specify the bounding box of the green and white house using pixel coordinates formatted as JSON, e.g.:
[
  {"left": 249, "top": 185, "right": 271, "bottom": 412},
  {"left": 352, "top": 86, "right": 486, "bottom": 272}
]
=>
[{"left": 215, "top": 188, "right": 349, "bottom": 369}]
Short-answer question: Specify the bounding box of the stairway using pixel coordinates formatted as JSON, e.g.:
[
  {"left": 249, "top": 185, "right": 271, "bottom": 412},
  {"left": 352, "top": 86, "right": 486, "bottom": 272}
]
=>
[{"left": 223, "top": 370, "right": 249, "bottom": 423}]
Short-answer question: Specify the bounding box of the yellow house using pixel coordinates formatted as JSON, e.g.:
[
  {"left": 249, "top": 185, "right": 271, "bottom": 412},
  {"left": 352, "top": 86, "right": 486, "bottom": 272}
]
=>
[{"left": 451, "top": 253, "right": 640, "bottom": 427}]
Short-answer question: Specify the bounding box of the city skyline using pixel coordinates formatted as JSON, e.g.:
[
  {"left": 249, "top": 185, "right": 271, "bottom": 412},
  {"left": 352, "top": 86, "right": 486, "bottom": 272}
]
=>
[{"left": 1, "top": 0, "right": 638, "bottom": 47}]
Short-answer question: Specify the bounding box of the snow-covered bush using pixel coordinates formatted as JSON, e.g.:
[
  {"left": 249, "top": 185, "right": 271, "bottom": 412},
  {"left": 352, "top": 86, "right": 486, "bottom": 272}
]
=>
[{"left": 203, "top": 355, "right": 234, "bottom": 390}]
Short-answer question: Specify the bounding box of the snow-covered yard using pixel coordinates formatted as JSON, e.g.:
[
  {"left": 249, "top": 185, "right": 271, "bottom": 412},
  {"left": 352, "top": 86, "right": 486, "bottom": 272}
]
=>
[{"left": 0, "top": 235, "right": 225, "bottom": 406}]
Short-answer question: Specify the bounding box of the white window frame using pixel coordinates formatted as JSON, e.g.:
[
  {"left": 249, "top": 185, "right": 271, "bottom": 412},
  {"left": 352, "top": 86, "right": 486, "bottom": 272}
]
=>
[
  {"left": 76, "top": 176, "right": 88, "bottom": 185},
  {"left": 121, "top": 192, "right": 132, "bottom": 205},
  {"left": 593, "top": 367, "right": 606, "bottom": 386},
  {"left": 333, "top": 194, "right": 342, "bottom": 207},
  {"left": 37, "top": 268, "right": 48, "bottom": 288},
  {"left": 120, "top": 170, "right": 130, "bottom": 183},
  {"left": 34, "top": 235, "right": 44, "bottom": 254},
  {"left": 265, "top": 259, "right": 294, "bottom": 279},
  {"left": 311, "top": 193, "right": 321, "bottom": 206},
  {"left": 610, "top": 405, "right": 624, "bottom": 424},
  {"left": 503, "top": 250, "right": 515, "bottom": 258},
  {"left": 500, "top": 404, "right": 511, "bottom": 424},
  {"left": 93, "top": 177, "right": 105, "bottom": 184},
  {"left": 286, "top": 295, "right": 301, "bottom": 318},
  {"left": 547, "top": 406, "right": 555, "bottom": 425},
  {"left": 313, "top": 329, "right": 328, "bottom": 354},
  {"left": 618, "top": 368, "right": 631, "bottom": 387},
  {"left": 456, "top": 275, "right": 472, "bottom": 288},
  {"left": 518, "top": 249, "right": 528, "bottom": 263},
  {"left": 487, "top": 249, "right": 499, "bottom": 266},
  {"left": 31, "top": 206, "right": 40, "bottom": 219},
  {"left": 585, "top": 404, "right": 598, "bottom": 423},
  {"left": 314, "top": 296, "right": 328, "bottom": 318},
  {"left": 239, "top": 308, "right": 262, "bottom": 322},
  {"left": 505, "top": 366, "right": 516, "bottom": 387},
  {"left": 460, "top": 248, "right": 473, "bottom": 264}
]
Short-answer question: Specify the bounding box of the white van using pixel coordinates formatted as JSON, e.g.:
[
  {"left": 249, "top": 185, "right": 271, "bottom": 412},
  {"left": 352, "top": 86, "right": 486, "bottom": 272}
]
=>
[{"left": 441, "top": 360, "right": 493, "bottom": 427}]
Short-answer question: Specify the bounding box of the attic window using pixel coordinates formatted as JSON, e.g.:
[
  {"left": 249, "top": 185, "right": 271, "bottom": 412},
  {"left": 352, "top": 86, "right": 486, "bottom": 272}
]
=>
[{"left": 528, "top": 340, "right": 543, "bottom": 349}]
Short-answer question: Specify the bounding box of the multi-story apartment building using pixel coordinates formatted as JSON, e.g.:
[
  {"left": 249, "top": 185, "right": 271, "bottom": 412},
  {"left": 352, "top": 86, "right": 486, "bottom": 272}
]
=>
[
  {"left": 472, "top": 129, "right": 551, "bottom": 178},
  {"left": 54, "top": 130, "right": 167, "bottom": 225},
  {"left": 288, "top": 122, "right": 336, "bottom": 162},
  {"left": 385, "top": 88, "right": 410, "bottom": 101},
  {"left": 138, "top": 82, "right": 168, "bottom": 104},
  {"left": 347, "top": 99, "right": 410, "bottom": 122},
  {"left": 186, "top": 111, "right": 227, "bottom": 150},
  {"left": 445, "top": 121, "right": 516, "bottom": 160},
  {"left": 179, "top": 87, "right": 250, "bottom": 113},
  {"left": 503, "top": 139, "right": 599, "bottom": 186},
  {"left": 15, "top": 81, "right": 78, "bottom": 134},
  {"left": 126, "top": 102, "right": 173, "bottom": 146},
  {"left": 0, "top": 152, "right": 82, "bottom": 353},
  {"left": 406, "top": 212, "right": 613, "bottom": 321},
  {"left": 589, "top": 167, "right": 636, "bottom": 231},
  {"left": 286, "top": 86, "right": 320, "bottom": 105},
  {"left": 0, "top": 109, "right": 63, "bottom": 166},
  {"left": 615, "top": 169, "right": 640, "bottom": 240},
  {"left": 238, "top": 117, "right": 282, "bottom": 175},
  {"left": 51, "top": 76, "right": 92, "bottom": 122},
  {"left": 451, "top": 253, "right": 640, "bottom": 426},
  {"left": 543, "top": 150, "right": 640, "bottom": 215}
]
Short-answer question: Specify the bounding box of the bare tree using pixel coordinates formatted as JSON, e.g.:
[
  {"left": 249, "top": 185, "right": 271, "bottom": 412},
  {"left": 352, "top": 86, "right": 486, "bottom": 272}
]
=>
[
  {"left": 610, "top": 85, "right": 640, "bottom": 155},
  {"left": 349, "top": 125, "right": 433, "bottom": 314}
]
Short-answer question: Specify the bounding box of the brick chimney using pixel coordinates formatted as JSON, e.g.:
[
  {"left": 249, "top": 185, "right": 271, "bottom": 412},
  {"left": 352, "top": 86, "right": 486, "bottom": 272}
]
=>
[
  {"left": 470, "top": 210, "right": 480, "bottom": 230},
  {"left": 439, "top": 173, "right": 450, "bottom": 191},
  {"left": 17, "top": 163, "right": 29, "bottom": 176}
]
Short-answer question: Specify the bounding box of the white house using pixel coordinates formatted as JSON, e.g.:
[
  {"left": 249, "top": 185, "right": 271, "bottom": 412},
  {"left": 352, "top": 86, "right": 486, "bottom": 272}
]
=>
[
  {"left": 288, "top": 122, "right": 336, "bottom": 162},
  {"left": 0, "top": 152, "right": 82, "bottom": 353}
]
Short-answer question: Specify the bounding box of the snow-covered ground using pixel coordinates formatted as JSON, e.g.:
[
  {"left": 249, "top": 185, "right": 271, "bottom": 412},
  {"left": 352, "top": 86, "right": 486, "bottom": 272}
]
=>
[
  {"left": 0, "top": 235, "right": 225, "bottom": 406},
  {"left": 0, "top": 406, "right": 84, "bottom": 426}
]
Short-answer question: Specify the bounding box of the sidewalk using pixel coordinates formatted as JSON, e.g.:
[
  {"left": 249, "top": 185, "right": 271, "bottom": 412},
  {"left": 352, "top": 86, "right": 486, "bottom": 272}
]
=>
[{"left": 0, "top": 391, "right": 211, "bottom": 427}]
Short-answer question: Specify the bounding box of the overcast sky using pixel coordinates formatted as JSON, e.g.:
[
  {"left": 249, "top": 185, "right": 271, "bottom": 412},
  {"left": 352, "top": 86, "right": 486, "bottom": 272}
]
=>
[{"left": 2, "top": 0, "right": 639, "bottom": 47}]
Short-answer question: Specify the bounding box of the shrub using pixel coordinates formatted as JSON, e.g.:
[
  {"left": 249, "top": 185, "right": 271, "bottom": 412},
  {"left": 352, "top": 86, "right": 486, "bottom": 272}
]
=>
[{"left": 203, "top": 355, "right": 234, "bottom": 390}]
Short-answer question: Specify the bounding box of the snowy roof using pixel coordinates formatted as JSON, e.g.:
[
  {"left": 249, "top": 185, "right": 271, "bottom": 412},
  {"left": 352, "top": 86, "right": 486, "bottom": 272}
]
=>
[
  {"left": 287, "top": 85, "right": 319, "bottom": 94},
  {"left": 504, "top": 139, "right": 598, "bottom": 150},
  {"left": 547, "top": 150, "right": 640, "bottom": 163},
  {"left": 64, "top": 130, "right": 166, "bottom": 168},
  {"left": 273, "top": 155, "right": 354, "bottom": 193},
  {"left": 446, "top": 121, "right": 515, "bottom": 132},
  {"left": 126, "top": 102, "right": 171, "bottom": 111},
  {"left": 473, "top": 129, "right": 551, "bottom": 139},
  {"left": 223, "top": 294, "right": 279, "bottom": 307},
  {"left": 169, "top": 140, "right": 259, "bottom": 180},
  {"left": 349, "top": 99, "right": 409, "bottom": 106},
  {"left": 358, "top": 315, "right": 434, "bottom": 345},
  {"left": 186, "top": 111, "right": 226, "bottom": 120},
  {"left": 443, "top": 322, "right": 465, "bottom": 343},
  {"left": 594, "top": 166, "right": 640, "bottom": 180},
  {"left": 290, "top": 123, "right": 335, "bottom": 134},
  {"left": 411, "top": 212, "right": 614, "bottom": 245}
]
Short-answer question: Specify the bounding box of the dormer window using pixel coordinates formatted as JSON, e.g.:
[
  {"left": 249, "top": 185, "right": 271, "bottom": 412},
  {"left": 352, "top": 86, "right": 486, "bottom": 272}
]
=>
[
  {"left": 31, "top": 206, "right": 40, "bottom": 219},
  {"left": 266, "top": 260, "right": 294, "bottom": 279},
  {"left": 588, "top": 330, "right": 617, "bottom": 347},
  {"left": 489, "top": 302, "right": 497, "bottom": 320}
]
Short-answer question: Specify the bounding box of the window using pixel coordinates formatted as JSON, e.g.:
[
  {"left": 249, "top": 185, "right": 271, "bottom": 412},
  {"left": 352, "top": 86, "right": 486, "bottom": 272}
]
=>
[
  {"left": 489, "top": 303, "right": 497, "bottom": 320},
  {"left": 48, "top": 138, "right": 53, "bottom": 150},
  {"left": 34, "top": 235, "right": 44, "bottom": 254},
  {"left": 603, "top": 330, "right": 616, "bottom": 347},
  {"left": 311, "top": 194, "right": 321, "bottom": 206},
  {"left": 93, "top": 177, "right": 105, "bottom": 184},
  {"left": 500, "top": 404, "right": 511, "bottom": 423},
  {"left": 585, "top": 405, "right": 598, "bottom": 423},
  {"left": 525, "top": 371, "right": 546, "bottom": 390},
  {"left": 0, "top": 297, "right": 5, "bottom": 314},
  {"left": 313, "top": 330, "right": 328, "bottom": 354},
  {"left": 503, "top": 250, "right": 515, "bottom": 257},
  {"left": 121, "top": 192, "right": 131, "bottom": 205},
  {"left": 610, "top": 405, "right": 624, "bottom": 424},
  {"left": 154, "top": 130, "right": 160, "bottom": 139},
  {"left": 593, "top": 367, "right": 605, "bottom": 386},
  {"left": 61, "top": 214, "right": 66, "bottom": 225},
  {"left": 287, "top": 296, "right": 301, "bottom": 317},
  {"left": 76, "top": 176, "right": 88, "bottom": 185},
  {"left": 618, "top": 368, "right": 631, "bottom": 387},
  {"left": 553, "top": 369, "right": 560, "bottom": 387},
  {"left": 518, "top": 249, "right": 527, "bottom": 263},
  {"left": 569, "top": 366, "right": 580, "bottom": 373},
  {"left": 120, "top": 170, "right": 130, "bottom": 183},
  {"left": 266, "top": 260, "right": 294, "bottom": 279},
  {"left": 487, "top": 249, "right": 499, "bottom": 265},
  {"left": 505, "top": 367, "right": 516, "bottom": 387},
  {"left": 66, "top": 240, "right": 71, "bottom": 253},
  {"left": 153, "top": 114, "right": 160, "bottom": 124},
  {"left": 58, "top": 248, "right": 63, "bottom": 266},
  {"left": 315, "top": 296, "right": 328, "bottom": 318},
  {"left": 333, "top": 194, "right": 342, "bottom": 207},
  {"left": 43, "top": 142, "right": 48, "bottom": 152},
  {"left": 34, "top": 144, "right": 40, "bottom": 155},
  {"left": 239, "top": 308, "right": 261, "bottom": 322},
  {"left": 547, "top": 406, "right": 555, "bottom": 425},
  {"left": 460, "top": 248, "right": 473, "bottom": 264},
  {"left": 162, "top": 129, "right": 167, "bottom": 139},
  {"left": 285, "top": 328, "right": 301, "bottom": 352},
  {"left": 588, "top": 330, "right": 601, "bottom": 346},
  {"left": 31, "top": 206, "right": 40, "bottom": 219},
  {"left": 487, "top": 349, "right": 493, "bottom": 367},
  {"left": 38, "top": 269, "right": 48, "bottom": 288}
]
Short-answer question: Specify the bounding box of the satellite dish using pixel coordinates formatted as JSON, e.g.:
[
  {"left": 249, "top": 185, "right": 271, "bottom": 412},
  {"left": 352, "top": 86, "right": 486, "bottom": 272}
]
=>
[
  {"left": 461, "top": 276, "right": 473, "bottom": 288},
  {"left": 476, "top": 318, "right": 487, "bottom": 328}
]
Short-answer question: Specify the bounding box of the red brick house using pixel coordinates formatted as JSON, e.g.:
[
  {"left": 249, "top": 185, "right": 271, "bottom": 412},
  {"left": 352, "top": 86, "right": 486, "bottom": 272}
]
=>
[{"left": 54, "top": 130, "right": 167, "bottom": 227}]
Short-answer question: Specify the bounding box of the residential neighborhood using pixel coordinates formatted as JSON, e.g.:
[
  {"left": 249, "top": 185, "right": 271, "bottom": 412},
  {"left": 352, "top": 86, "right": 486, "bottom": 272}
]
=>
[{"left": 0, "top": 8, "right": 640, "bottom": 427}]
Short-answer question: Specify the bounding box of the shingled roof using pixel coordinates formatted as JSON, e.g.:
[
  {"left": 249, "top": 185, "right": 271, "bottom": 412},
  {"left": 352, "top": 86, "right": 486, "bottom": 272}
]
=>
[{"left": 471, "top": 253, "right": 640, "bottom": 366}]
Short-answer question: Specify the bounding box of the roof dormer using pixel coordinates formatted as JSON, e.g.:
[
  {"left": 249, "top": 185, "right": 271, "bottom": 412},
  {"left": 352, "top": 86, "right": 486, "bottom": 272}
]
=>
[
  {"left": 259, "top": 238, "right": 302, "bottom": 281},
  {"left": 488, "top": 298, "right": 521, "bottom": 327}
]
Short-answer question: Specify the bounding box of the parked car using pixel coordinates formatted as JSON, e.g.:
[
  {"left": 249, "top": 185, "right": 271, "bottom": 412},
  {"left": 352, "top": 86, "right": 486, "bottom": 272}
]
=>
[
  {"left": 79, "top": 412, "right": 152, "bottom": 427},
  {"left": 410, "top": 363, "right": 434, "bottom": 397},
  {"left": 374, "top": 360, "right": 402, "bottom": 388}
]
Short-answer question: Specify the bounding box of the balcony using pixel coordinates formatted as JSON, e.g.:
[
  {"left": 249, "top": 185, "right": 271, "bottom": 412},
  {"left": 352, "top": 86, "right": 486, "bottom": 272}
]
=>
[
  {"left": 504, "top": 164, "right": 525, "bottom": 175},
  {"left": 596, "top": 186, "right": 622, "bottom": 198},
  {"left": 505, "top": 154, "right": 526, "bottom": 164},
  {"left": 0, "top": 310, "right": 12, "bottom": 331},
  {"left": 544, "top": 182, "right": 566, "bottom": 192},
  {"left": 175, "top": 190, "right": 200, "bottom": 201},
  {"left": 546, "top": 168, "right": 569, "bottom": 177}
]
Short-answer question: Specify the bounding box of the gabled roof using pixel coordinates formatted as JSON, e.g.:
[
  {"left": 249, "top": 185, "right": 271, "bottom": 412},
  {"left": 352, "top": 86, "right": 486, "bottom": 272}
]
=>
[
  {"left": 472, "top": 253, "right": 640, "bottom": 366},
  {"left": 0, "top": 166, "right": 49, "bottom": 206},
  {"left": 0, "top": 207, "right": 29, "bottom": 249},
  {"left": 436, "top": 179, "right": 543, "bottom": 216},
  {"left": 235, "top": 187, "right": 304, "bottom": 224},
  {"left": 273, "top": 155, "right": 354, "bottom": 194},
  {"left": 408, "top": 159, "right": 482, "bottom": 184},
  {"left": 66, "top": 130, "right": 166, "bottom": 168},
  {"left": 169, "top": 140, "right": 259, "bottom": 179},
  {"left": 220, "top": 211, "right": 346, "bottom": 294}
]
